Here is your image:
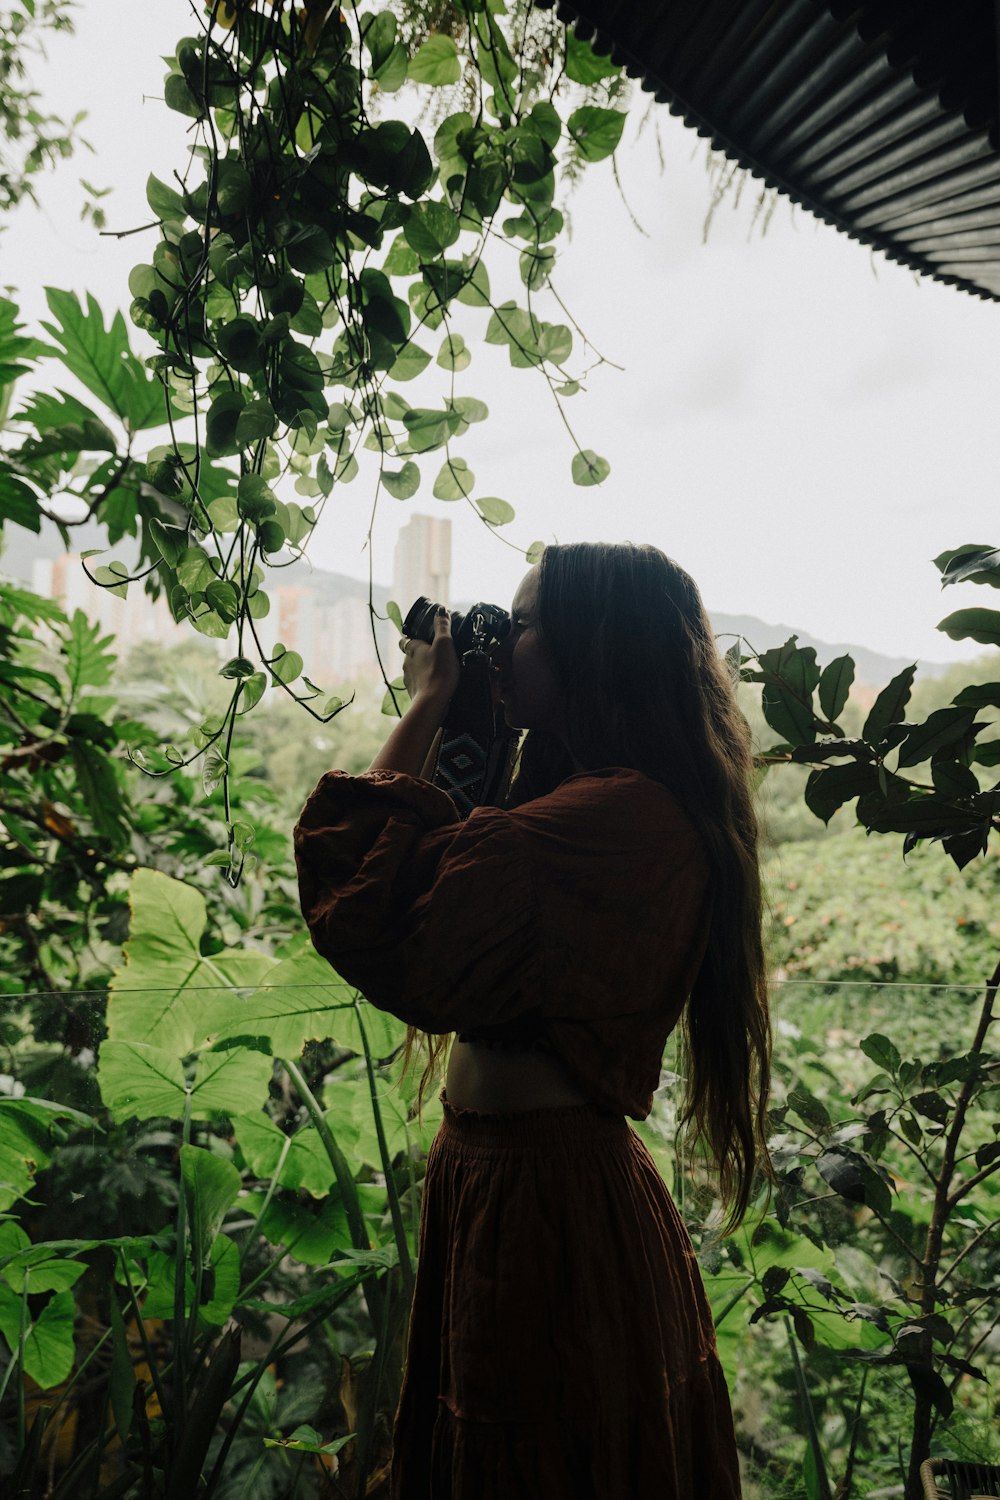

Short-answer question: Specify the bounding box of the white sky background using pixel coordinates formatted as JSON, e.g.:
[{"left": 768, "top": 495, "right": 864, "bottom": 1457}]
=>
[{"left": 5, "top": 2, "right": 1000, "bottom": 664}]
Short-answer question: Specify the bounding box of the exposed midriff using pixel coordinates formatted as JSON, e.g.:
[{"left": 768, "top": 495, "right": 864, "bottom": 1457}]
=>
[{"left": 445, "top": 1036, "right": 590, "bottom": 1112}]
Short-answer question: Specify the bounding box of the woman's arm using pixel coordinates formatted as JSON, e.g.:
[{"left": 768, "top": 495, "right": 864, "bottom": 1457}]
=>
[{"left": 368, "top": 607, "right": 459, "bottom": 778}]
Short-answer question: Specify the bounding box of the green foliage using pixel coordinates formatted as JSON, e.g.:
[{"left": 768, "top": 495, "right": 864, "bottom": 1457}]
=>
[
  {"left": 41, "top": 290, "right": 170, "bottom": 435},
  {"left": 740, "top": 539, "right": 1000, "bottom": 1494},
  {"left": 0, "top": 2, "right": 81, "bottom": 219},
  {"left": 765, "top": 828, "right": 1000, "bottom": 985},
  {"left": 0, "top": 862, "right": 439, "bottom": 1494},
  {"left": 742, "top": 539, "right": 1000, "bottom": 870},
  {"left": 638, "top": 971, "right": 1000, "bottom": 1497},
  {"left": 0, "top": 582, "right": 305, "bottom": 1051},
  {"left": 1, "top": 4, "right": 630, "bottom": 864}
]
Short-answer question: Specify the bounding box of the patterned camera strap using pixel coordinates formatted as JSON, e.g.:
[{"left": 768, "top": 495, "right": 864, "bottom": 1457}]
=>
[{"left": 434, "top": 654, "right": 514, "bottom": 817}]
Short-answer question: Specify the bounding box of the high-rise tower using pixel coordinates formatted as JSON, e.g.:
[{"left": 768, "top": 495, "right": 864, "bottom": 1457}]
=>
[{"left": 392, "top": 514, "right": 452, "bottom": 615}]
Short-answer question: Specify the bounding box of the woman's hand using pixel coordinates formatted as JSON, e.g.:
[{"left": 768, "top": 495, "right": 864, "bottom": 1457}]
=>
[
  {"left": 367, "top": 610, "right": 458, "bottom": 777},
  {"left": 400, "top": 606, "right": 460, "bottom": 710}
]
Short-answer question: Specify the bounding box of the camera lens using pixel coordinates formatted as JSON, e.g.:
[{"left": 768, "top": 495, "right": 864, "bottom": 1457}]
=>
[{"left": 401, "top": 597, "right": 510, "bottom": 652}]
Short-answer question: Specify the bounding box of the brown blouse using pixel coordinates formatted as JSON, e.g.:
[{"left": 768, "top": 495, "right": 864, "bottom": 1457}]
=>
[{"left": 293, "top": 767, "right": 711, "bottom": 1119}]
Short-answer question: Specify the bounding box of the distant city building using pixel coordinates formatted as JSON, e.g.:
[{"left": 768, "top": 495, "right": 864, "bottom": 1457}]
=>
[
  {"left": 327, "top": 596, "right": 385, "bottom": 681},
  {"left": 392, "top": 514, "right": 452, "bottom": 616},
  {"left": 270, "top": 587, "right": 395, "bottom": 684},
  {"left": 32, "top": 553, "right": 188, "bottom": 651},
  {"left": 15, "top": 514, "right": 457, "bottom": 687}
]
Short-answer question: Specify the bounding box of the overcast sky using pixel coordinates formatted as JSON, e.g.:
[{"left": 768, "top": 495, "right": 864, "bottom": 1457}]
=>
[{"left": 6, "top": 3, "right": 1000, "bottom": 665}]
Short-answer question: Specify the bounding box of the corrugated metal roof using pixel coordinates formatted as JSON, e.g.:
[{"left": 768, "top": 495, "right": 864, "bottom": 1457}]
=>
[{"left": 546, "top": 0, "right": 1000, "bottom": 301}]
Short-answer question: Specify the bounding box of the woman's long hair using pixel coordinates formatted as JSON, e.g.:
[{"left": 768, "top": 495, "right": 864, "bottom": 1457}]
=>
[
  {"left": 520, "top": 543, "right": 770, "bottom": 1225},
  {"left": 405, "top": 542, "right": 771, "bottom": 1226}
]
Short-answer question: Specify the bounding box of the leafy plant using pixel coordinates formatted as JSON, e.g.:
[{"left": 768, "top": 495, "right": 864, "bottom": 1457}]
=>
[
  {"left": 0, "top": 1, "right": 82, "bottom": 220},
  {"left": 736, "top": 546, "right": 1000, "bottom": 1496},
  {"left": 765, "top": 826, "right": 1000, "bottom": 986},
  {"left": 1, "top": 1, "right": 630, "bottom": 872},
  {"left": 0, "top": 579, "right": 303, "bottom": 1057},
  {"left": 1, "top": 865, "right": 439, "bottom": 1496}
]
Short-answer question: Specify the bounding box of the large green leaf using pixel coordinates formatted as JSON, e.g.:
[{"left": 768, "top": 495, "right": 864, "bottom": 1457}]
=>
[
  {"left": 196, "top": 948, "right": 396, "bottom": 1060},
  {"left": 138, "top": 1235, "right": 240, "bottom": 1327},
  {"left": 863, "top": 665, "right": 916, "bottom": 743},
  {"left": 804, "top": 763, "right": 878, "bottom": 824},
  {"left": 0, "top": 295, "right": 53, "bottom": 388},
  {"left": 244, "top": 1191, "right": 352, "bottom": 1267},
  {"left": 818, "top": 655, "right": 854, "bottom": 722},
  {"left": 954, "top": 682, "right": 1000, "bottom": 709},
  {"left": 485, "top": 301, "right": 541, "bottom": 365},
  {"left": 381, "top": 461, "right": 421, "bottom": 500},
  {"left": 205, "top": 389, "right": 246, "bottom": 457},
  {"left": 0, "top": 471, "right": 42, "bottom": 532},
  {"left": 476, "top": 496, "right": 515, "bottom": 526},
  {"left": 64, "top": 609, "right": 115, "bottom": 695},
  {"left": 570, "top": 449, "right": 610, "bottom": 487},
  {"left": 0, "top": 1100, "right": 92, "bottom": 1213},
  {"left": 404, "top": 201, "right": 461, "bottom": 259},
  {"left": 432, "top": 457, "right": 474, "bottom": 500},
  {"left": 199, "top": 1235, "right": 241, "bottom": 1326},
  {"left": 106, "top": 869, "right": 275, "bottom": 1057},
  {"left": 346, "top": 1074, "right": 440, "bottom": 1168},
  {"left": 937, "top": 608, "right": 1000, "bottom": 647},
  {"left": 565, "top": 32, "right": 621, "bottom": 85},
  {"left": 566, "top": 106, "right": 627, "bottom": 163},
  {"left": 68, "top": 740, "right": 131, "bottom": 848},
  {"left": 400, "top": 406, "right": 462, "bottom": 454},
  {"left": 233, "top": 1110, "right": 348, "bottom": 1198},
  {"left": 98, "top": 1039, "right": 273, "bottom": 1122},
  {"left": 42, "top": 289, "right": 168, "bottom": 434},
  {"left": 18, "top": 416, "right": 117, "bottom": 458},
  {"left": 897, "top": 707, "right": 979, "bottom": 768},
  {"left": 389, "top": 342, "right": 432, "bottom": 382},
  {"left": 181, "top": 1145, "right": 242, "bottom": 1265},
  {"left": 0, "top": 1286, "right": 77, "bottom": 1388},
  {"left": 816, "top": 1146, "right": 891, "bottom": 1216},
  {"left": 188, "top": 1045, "right": 274, "bottom": 1116},
  {"left": 98, "top": 1041, "right": 186, "bottom": 1120},
  {"left": 934, "top": 544, "right": 1000, "bottom": 588},
  {"left": 146, "top": 172, "right": 187, "bottom": 222},
  {"left": 19, "top": 388, "right": 106, "bottom": 434},
  {"left": 408, "top": 33, "right": 460, "bottom": 86},
  {"left": 755, "top": 640, "right": 821, "bottom": 747},
  {"left": 2, "top": 1256, "right": 85, "bottom": 1296}
]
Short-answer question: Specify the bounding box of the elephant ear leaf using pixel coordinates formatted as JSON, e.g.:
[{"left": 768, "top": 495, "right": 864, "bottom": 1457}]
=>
[{"left": 105, "top": 869, "right": 274, "bottom": 1057}]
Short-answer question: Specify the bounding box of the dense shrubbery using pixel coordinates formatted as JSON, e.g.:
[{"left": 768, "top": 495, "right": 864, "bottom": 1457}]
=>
[{"left": 766, "top": 829, "right": 1000, "bottom": 986}]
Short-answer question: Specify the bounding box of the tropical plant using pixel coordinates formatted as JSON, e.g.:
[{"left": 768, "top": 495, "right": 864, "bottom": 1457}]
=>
[
  {"left": 1, "top": 864, "right": 438, "bottom": 1498},
  {"left": 738, "top": 548, "right": 1000, "bottom": 1496},
  {"left": 1, "top": 0, "right": 630, "bottom": 871},
  {"left": 0, "top": 577, "right": 301, "bottom": 1025}
]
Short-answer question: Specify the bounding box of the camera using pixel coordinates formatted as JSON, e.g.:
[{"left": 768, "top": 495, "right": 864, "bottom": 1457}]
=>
[
  {"left": 400, "top": 596, "right": 518, "bottom": 816},
  {"left": 402, "top": 597, "right": 511, "bottom": 658}
]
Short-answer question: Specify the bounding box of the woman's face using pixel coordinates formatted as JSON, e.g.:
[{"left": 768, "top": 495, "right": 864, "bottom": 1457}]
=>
[{"left": 496, "top": 567, "right": 563, "bottom": 733}]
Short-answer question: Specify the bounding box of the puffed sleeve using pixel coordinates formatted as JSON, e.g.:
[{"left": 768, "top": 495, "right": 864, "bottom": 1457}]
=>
[{"left": 293, "top": 770, "right": 542, "bottom": 1033}]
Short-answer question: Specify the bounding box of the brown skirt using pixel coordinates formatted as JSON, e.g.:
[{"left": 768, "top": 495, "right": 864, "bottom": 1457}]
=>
[{"left": 391, "top": 1095, "right": 742, "bottom": 1500}]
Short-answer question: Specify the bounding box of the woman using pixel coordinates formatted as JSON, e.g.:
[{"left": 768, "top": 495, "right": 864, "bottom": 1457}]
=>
[{"left": 294, "top": 542, "right": 770, "bottom": 1499}]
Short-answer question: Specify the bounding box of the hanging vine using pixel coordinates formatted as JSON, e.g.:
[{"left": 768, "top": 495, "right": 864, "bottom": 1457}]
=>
[{"left": 2, "top": 0, "right": 630, "bottom": 880}]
